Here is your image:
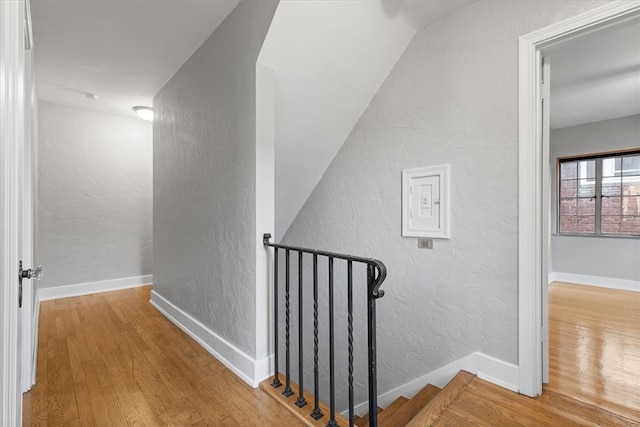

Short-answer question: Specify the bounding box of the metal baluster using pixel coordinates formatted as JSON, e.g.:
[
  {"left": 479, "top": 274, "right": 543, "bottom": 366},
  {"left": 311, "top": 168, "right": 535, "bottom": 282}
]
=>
[
  {"left": 348, "top": 261, "right": 354, "bottom": 426},
  {"left": 327, "top": 257, "right": 337, "bottom": 427},
  {"left": 283, "top": 250, "right": 293, "bottom": 397},
  {"left": 311, "top": 254, "right": 322, "bottom": 420},
  {"left": 367, "top": 264, "right": 378, "bottom": 426},
  {"left": 272, "top": 248, "right": 281, "bottom": 388},
  {"left": 296, "top": 251, "right": 307, "bottom": 408}
]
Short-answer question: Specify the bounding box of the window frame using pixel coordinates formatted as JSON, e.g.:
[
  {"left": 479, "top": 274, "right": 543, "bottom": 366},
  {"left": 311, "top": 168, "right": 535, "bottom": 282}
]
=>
[{"left": 557, "top": 149, "right": 640, "bottom": 238}]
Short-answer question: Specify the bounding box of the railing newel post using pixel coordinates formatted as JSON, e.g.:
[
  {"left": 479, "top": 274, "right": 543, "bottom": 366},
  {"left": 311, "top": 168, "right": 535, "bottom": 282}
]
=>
[
  {"left": 272, "top": 246, "right": 281, "bottom": 388},
  {"left": 367, "top": 263, "right": 379, "bottom": 427}
]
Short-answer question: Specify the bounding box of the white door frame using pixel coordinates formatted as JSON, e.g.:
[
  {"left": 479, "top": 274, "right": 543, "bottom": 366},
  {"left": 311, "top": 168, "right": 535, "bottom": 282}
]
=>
[
  {"left": 1, "top": 0, "right": 26, "bottom": 424},
  {"left": 518, "top": 0, "right": 640, "bottom": 397}
]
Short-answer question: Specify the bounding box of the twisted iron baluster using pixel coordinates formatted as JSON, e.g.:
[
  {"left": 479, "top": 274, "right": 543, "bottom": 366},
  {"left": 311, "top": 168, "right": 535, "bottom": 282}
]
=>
[
  {"left": 311, "top": 253, "right": 323, "bottom": 419},
  {"left": 283, "top": 250, "right": 293, "bottom": 397},
  {"left": 327, "top": 257, "right": 337, "bottom": 427},
  {"left": 296, "top": 251, "right": 307, "bottom": 407},
  {"left": 347, "top": 261, "right": 354, "bottom": 427}
]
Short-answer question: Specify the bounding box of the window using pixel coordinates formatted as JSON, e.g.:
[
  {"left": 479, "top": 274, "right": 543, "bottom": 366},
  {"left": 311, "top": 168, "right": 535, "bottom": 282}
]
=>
[{"left": 558, "top": 151, "right": 640, "bottom": 236}]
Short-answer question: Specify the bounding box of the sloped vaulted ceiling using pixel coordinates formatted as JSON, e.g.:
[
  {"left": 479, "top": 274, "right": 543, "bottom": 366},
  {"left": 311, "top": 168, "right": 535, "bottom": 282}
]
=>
[{"left": 258, "top": 0, "right": 474, "bottom": 239}]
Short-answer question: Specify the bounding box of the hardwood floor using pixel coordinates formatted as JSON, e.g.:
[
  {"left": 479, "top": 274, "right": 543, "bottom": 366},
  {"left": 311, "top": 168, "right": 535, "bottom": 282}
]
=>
[
  {"left": 23, "top": 282, "right": 640, "bottom": 426},
  {"left": 22, "top": 286, "right": 301, "bottom": 426},
  {"left": 432, "top": 374, "right": 637, "bottom": 426},
  {"left": 547, "top": 282, "right": 640, "bottom": 420}
]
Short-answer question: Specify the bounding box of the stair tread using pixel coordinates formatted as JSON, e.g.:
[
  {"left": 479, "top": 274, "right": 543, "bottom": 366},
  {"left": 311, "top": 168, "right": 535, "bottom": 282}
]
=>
[
  {"left": 259, "top": 375, "right": 349, "bottom": 426},
  {"left": 406, "top": 370, "right": 475, "bottom": 426},
  {"left": 355, "top": 406, "right": 382, "bottom": 427},
  {"left": 376, "top": 396, "right": 410, "bottom": 424},
  {"left": 380, "top": 384, "right": 441, "bottom": 427}
]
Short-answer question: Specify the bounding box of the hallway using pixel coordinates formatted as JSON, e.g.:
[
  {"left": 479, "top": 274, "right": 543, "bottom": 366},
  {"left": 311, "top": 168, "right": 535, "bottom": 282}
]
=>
[
  {"left": 23, "top": 283, "right": 640, "bottom": 426},
  {"left": 22, "top": 287, "right": 300, "bottom": 426}
]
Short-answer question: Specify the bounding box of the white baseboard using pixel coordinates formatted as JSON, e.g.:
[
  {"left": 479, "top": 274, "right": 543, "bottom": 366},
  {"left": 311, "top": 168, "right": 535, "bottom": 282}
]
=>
[
  {"left": 475, "top": 352, "right": 519, "bottom": 393},
  {"left": 150, "top": 290, "right": 269, "bottom": 388},
  {"left": 350, "top": 352, "right": 519, "bottom": 416},
  {"left": 550, "top": 272, "right": 639, "bottom": 292},
  {"left": 38, "top": 274, "right": 153, "bottom": 301}
]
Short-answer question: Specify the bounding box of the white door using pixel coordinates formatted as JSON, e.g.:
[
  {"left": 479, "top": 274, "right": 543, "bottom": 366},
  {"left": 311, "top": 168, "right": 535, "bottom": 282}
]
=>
[
  {"left": 22, "top": 25, "right": 38, "bottom": 392},
  {"left": 1, "top": 0, "right": 27, "bottom": 424},
  {"left": 541, "top": 55, "right": 551, "bottom": 384}
]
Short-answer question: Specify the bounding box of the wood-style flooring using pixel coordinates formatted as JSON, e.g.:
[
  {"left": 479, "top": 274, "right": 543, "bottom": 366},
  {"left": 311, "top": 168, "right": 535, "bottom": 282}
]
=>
[
  {"left": 547, "top": 282, "right": 640, "bottom": 420},
  {"left": 410, "top": 371, "right": 637, "bottom": 426},
  {"left": 23, "top": 282, "right": 640, "bottom": 426},
  {"left": 22, "top": 286, "right": 301, "bottom": 426}
]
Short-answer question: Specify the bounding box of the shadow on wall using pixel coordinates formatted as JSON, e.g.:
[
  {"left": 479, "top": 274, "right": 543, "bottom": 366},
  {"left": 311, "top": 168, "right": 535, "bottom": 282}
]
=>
[{"left": 380, "top": 0, "right": 474, "bottom": 30}]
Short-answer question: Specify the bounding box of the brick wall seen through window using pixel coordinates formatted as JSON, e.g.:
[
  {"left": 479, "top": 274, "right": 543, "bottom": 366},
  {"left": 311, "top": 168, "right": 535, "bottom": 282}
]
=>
[{"left": 558, "top": 151, "right": 640, "bottom": 236}]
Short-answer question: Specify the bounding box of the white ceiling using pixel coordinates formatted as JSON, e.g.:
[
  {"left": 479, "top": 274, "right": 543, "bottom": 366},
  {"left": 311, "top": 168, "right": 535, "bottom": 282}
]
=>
[
  {"left": 30, "top": 0, "right": 241, "bottom": 119},
  {"left": 29, "top": 0, "right": 474, "bottom": 239},
  {"left": 550, "top": 19, "right": 640, "bottom": 129},
  {"left": 259, "top": 0, "right": 473, "bottom": 238},
  {"left": 34, "top": 0, "right": 634, "bottom": 238}
]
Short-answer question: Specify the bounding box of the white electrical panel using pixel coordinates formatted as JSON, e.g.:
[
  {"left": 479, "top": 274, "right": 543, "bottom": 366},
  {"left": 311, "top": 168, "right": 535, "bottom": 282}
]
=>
[{"left": 402, "top": 164, "right": 450, "bottom": 239}]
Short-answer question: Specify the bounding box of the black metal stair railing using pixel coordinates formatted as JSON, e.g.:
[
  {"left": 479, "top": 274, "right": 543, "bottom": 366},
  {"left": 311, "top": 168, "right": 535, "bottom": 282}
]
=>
[{"left": 263, "top": 234, "right": 387, "bottom": 427}]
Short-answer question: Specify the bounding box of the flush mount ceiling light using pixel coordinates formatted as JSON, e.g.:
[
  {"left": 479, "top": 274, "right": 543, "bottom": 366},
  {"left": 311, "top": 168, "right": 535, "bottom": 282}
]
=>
[{"left": 133, "top": 106, "right": 154, "bottom": 122}]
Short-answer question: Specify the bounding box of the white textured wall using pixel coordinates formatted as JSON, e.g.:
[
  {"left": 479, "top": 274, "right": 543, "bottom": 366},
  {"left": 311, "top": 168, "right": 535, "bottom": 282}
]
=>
[
  {"left": 282, "top": 0, "right": 610, "bottom": 401},
  {"left": 37, "top": 102, "right": 152, "bottom": 288},
  {"left": 551, "top": 115, "right": 640, "bottom": 281},
  {"left": 153, "top": 0, "right": 278, "bottom": 357}
]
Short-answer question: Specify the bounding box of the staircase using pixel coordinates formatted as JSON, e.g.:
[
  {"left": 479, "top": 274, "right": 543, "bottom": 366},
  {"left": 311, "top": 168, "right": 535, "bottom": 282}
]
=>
[
  {"left": 260, "top": 237, "right": 640, "bottom": 426},
  {"left": 261, "top": 370, "right": 640, "bottom": 426},
  {"left": 260, "top": 371, "right": 469, "bottom": 426},
  {"left": 361, "top": 371, "right": 471, "bottom": 427}
]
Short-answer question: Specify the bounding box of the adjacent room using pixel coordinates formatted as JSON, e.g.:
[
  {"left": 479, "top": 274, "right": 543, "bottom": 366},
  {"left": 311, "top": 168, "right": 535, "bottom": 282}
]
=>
[{"left": 545, "top": 18, "right": 640, "bottom": 418}]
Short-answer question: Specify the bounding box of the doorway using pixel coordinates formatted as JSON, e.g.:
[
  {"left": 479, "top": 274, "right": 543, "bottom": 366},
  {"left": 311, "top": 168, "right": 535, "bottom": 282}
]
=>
[
  {"left": 544, "top": 17, "right": 640, "bottom": 415},
  {"left": 518, "top": 1, "right": 640, "bottom": 398}
]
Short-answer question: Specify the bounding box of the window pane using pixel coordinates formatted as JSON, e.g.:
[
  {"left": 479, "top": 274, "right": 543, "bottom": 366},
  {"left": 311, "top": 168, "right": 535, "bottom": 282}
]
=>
[
  {"left": 558, "top": 152, "right": 638, "bottom": 236},
  {"left": 622, "top": 196, "right": 640, "bottom": 216},
  {"left": 601, "top": 196, "right": 621, "bottom": 216},
  {"left": 560, "top": 161, "right": 577, "bottom": 180},
  {"left": 622, "top": 176, "right": 640, "bottom": 196},
  {"left": 576, "top": 216, "right": 595, "bottom": 234},
  {"left": 559, "top": 216, "right": 576, "bottom": 233},
  {"left": 560, "top": 198, "right": 577, "bottom": 216},
  {"left": 578, "top": 160, "right": 596, "bottom": 179},
  {"left": 602, "top": 157, "right": 621, "bottom": 177},
  {"left": 578, "top": 160, "right": 596, "bottom": 178},
  {"left": 577, "top": 197, "right": 595, "bottom": 216},
  {"left": 560, "top": 180, "right": 577, "bottom": 198},
  {"left": 602, "top": 177, "right": 621, "bottom": 196},
  {"left": 623, "top": 155, "right": 640, "bottom": 176},
  {"left": 578, "top": 179, "right": 595, "bottom": 197},
  {"left": 601, "top": 216, "right": 621, "bottom": 234},
  {"left": 621, "top": 216, "right": 640, "bottom": 235}
]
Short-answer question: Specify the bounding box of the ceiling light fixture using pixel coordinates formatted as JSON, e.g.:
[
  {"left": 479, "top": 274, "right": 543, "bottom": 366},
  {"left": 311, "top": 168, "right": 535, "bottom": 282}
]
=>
[{"left": 133, "top": 106, "right": 154, "bottom": 122}]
